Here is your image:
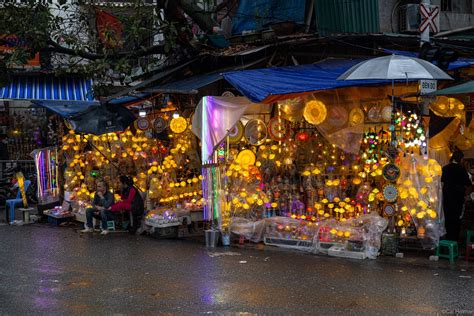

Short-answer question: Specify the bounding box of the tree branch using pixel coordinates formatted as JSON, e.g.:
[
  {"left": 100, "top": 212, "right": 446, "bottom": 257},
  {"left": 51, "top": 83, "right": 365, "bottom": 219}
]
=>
[
  {"left": 45, "top": 38, "right": 166, "bottom": 60},
  {"left": 176, "top": 0, "right": 218, "bottom": 33}
]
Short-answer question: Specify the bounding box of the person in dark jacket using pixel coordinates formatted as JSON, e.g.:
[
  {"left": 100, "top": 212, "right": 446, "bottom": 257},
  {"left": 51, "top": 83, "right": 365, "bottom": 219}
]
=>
[
  {"left": 441, "top": 150, "right": 472, "bottom": 241},
  {"left": 81, "top": 180, "right": 115, "bottom": 235}
]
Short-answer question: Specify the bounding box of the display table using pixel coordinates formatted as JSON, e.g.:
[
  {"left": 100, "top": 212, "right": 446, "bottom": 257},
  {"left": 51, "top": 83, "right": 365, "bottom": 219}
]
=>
[
  {"left": 43, "top": 209, "right": 75, "bottom": 226},
  {"left": 145, "top": 208, "right": 204, "bottom": 239}
]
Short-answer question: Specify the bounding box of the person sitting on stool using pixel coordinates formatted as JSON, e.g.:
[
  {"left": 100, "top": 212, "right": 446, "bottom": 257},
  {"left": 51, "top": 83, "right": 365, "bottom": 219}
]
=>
[
  {"left": 81, "top": 180, "right": 114, "bottom": 235},
  {"left": 108, "top": 175, "right": 144, "bottom": 233}
]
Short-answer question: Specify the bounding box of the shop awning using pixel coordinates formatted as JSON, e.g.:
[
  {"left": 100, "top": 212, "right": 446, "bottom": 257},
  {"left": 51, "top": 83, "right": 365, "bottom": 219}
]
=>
[
  {"left": 429, "top": 80, "right": 474, "bottom": 96},
  {"left": 144, "top": 73, "right": 222, "bottom": 94},
  {"left": 223, "top": 59, "right": 386, "bottom": 103},
  {"left": 0, "top": 76, "right": 94, "bottom": 101}
]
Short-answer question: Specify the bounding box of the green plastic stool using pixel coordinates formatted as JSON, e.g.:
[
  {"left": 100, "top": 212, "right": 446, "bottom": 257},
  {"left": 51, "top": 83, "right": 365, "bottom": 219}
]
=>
[
  {"left": 107, "top": 221, "right": 116, "bottom": 231},
  {"left": 466, "top": 230, "right": 474, "bottom": 245},
  {"left": 436, "top": 240, "right": 459, "bottom": 263}
]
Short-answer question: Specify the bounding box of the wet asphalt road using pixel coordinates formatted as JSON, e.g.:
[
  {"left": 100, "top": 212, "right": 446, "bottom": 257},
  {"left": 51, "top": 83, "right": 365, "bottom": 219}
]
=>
[{"left": 0, "top": 224, "right": 473, "bottom": 315}]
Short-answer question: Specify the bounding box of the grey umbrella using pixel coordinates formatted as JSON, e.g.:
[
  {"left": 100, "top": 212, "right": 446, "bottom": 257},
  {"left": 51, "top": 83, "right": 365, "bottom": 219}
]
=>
[
  {"left": 338, "top": 55, "right": 453, "bottom": 155},
  {"left": 337, "top": 55, "right": 453, "bottom": 81}
]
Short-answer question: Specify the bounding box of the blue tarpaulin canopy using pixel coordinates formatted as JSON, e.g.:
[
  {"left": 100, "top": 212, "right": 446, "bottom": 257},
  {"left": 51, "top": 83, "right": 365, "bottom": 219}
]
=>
[
  {"left": 32, "top": 100, "right": 100, "bottom": 118},
  {"left": 0, "top": 76, "right": 94, "bottom": 101},
  {"left": 223, "top": 59, "right": 387, "bottom": 103},
  {"left": 223, "top": 54, "right": 474, "bottom": 103}
]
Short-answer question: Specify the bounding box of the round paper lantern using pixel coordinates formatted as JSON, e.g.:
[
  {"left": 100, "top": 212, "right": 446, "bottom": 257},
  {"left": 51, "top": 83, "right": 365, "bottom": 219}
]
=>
[
  {"left": 348, "top": 107, "right": 364, "bottom": 126},
  {"left": 296, "top": 131, "right": 309, "bottom": 142},
  {"left": 303, "top": 100, "right": 327, "bottom": 125},
  {"left": 326, "top": 105, "right": 348, "bottom": 128},
  {"left": 228, "top": 121, "right": 244, "bottom": 144},
  {"left": 381, "top": 105, "right": 393, "bottom": 122},
  {"left": 244, "top": 119, "right": 267, "bottom": 146},
  {"left": 135, "top": 118, "right": 150, "bottom": 131},
  {"left": 170, "top": 117, "right": 187, "bottom": 134},
  {"left": 268, "top": 117, "right": 290, "bottom": 141},
  {"left": 367, "top": 106, "right": 381, "bottom": 122},
  {"left": 153, "top": 117, "right": 167, "bottom": 133},
  {"left": 237, "top": 149, "right": 256, "bottom": 168}
]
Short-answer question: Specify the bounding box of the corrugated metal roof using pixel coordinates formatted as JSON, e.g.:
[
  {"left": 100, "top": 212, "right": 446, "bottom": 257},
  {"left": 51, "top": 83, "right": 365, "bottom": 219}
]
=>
[
  {"left": 315, "top": 0, "right": 380, "bottom": 36},
  {"left": 144, "top": 73, "right": 223, "bottom": 94},
  {"left": 0, "top": 76, "right": 94, "bottom": 101}
]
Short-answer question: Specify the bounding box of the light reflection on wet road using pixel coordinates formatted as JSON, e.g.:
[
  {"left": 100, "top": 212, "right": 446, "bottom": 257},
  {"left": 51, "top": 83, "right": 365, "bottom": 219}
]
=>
[{"left": 0, "top": 225, "right": 473, "bottom": 315}]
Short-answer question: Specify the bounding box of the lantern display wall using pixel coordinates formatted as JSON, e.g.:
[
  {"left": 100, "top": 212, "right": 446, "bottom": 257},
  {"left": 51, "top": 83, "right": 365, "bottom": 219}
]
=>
[
  {"left": 195, "top": 87, "right": 450, "bottom": 255},
  {"left": 60, "top": 115, "right": 203, "bottom": 217}
]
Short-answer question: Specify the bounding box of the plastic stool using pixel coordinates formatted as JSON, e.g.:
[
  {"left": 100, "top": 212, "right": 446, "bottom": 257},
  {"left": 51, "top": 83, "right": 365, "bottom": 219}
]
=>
[
  {"left": 466, "top": 243, "right": 474, "bottom": 262},
  {"left": 436, "top": 240, "right": 459, "bottom": 263},
  {"left": 466, "top": 230, "right": 474, "bottom": 245},
  {"left": 107, "top": 221, "right": 116, "bottom": 231}
]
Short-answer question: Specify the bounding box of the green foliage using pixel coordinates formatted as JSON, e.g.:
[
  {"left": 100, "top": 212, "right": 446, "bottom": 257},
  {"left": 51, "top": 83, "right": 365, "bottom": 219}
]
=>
[{"left": 0, "top": 1, "right": 179, "bottom": 94}]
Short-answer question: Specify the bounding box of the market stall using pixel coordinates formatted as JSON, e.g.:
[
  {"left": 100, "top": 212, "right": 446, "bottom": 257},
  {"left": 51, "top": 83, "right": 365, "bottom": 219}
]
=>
[
  {"left": 57, "top": 109, "right": 204, "bottom": 234},
  {"left": 192, "top": 81, "right": 457, "bottom": 257}
]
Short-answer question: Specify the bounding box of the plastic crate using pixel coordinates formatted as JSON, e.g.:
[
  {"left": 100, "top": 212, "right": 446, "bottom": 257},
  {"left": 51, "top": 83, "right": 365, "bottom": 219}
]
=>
[
  {"left": 264, "top": 236, "right": 314, "bottom": 250},
  {"left": 328, "top": 245, "right": 367, "bottom": 260}
]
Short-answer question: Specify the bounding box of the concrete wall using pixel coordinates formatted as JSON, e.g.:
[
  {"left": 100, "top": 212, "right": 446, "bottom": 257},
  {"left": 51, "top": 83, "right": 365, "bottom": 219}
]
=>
[
  {"left": 378, "top": 0, "right": 404, "bottom": 33},
  {"left": 439, "top": 12, "right": 474, "bottom": 31},
  {"left": 378, "top": 0, "right": 474, "bottom": 33}
]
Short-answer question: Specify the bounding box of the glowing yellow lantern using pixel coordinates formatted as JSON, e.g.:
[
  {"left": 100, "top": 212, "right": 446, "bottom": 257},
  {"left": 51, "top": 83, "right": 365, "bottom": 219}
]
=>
[{"left": 170, "top": 117, "right": 187, "bottom": 134}]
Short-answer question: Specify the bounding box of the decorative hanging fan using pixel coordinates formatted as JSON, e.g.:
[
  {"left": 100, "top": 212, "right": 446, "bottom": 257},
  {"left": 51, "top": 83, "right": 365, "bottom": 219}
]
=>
[
  {"left": 326, "top": 105, "right": 348, "bottom": 128},
  {"left": 237, "top": 149, "right": 256, "bottom": 168},
  {"left": 382, "top": 163, "right": 400, "bottom": 182},
  {"left": 244, "top": 119, "right": 267, "bottom": 146},
  {"left": 383, "top": 204, "right": 396, "bottom": 216},
  {"left": 170, "top": 116, "right": 187, "bottom": 134},
  {"left": 228, "top": 120, "right": 244, "bottom": 144},
  {"left": 268, "top": 117, "right": 290, "bottom": 141},
  {"left": 135, "top": 118, "right": 150, "bottom": 131},
  {"left": 383, "top": 184, "right": 398, "bottom": 202},
  {"left": 381, "top": 105, "right": 393, "bottom": 122},
  {"left": 348, "top": 107, "right": 364, "bottom": 126},
  {"left": 303, "top": 100, "right": 327, "bottom": 125},
  {"left": 153, "top": 117, "right": 168, "bottom": 134}
]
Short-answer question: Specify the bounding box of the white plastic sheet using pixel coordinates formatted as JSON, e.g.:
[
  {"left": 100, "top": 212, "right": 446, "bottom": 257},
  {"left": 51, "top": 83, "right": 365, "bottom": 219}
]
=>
[{"left": 192, "top": 96, "right": 260, "bottom": 163}]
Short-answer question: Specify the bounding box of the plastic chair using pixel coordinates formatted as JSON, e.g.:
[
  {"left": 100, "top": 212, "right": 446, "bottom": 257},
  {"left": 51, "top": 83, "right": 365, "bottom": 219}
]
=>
[
  {"left": 436, "top": 240, "right": 459, "bottom": 263},
  {"left": 5, "top": 180, "right": 31, "bottom": 223}
]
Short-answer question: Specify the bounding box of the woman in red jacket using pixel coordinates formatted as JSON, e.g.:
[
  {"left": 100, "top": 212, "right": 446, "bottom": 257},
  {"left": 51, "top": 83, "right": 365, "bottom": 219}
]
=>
[
  {"left": 109, "top": 175, "right": 144, "bottom": 232},
  {"left": 110, "top": 175, "right": 136, "bottom": 213}
]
